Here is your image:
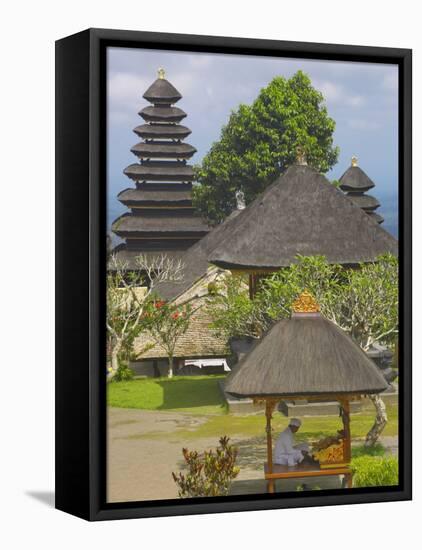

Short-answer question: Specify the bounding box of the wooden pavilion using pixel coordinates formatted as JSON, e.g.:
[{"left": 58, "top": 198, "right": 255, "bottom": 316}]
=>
[{"left": 224, "top": 291, "right": 389, "bottom": 492}]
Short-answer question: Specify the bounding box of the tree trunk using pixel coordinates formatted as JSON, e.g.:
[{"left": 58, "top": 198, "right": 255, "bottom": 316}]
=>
[
  {"left": 109, "top": 340, "right": 122, "bottom": 379},
  {"left": 365, "top": 395, "right": 388, "bottom": 446},
  {"left": 168, "top": 355, "right": 174, "bottom": 379}
]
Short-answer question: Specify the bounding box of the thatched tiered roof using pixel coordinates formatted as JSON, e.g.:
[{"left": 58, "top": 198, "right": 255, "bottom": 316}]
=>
[
  {"left": 112, "top": 69, "right": 209, "bottom": 263},
  {"left": 209, "top": 164, "right": 397, "bottom": 271},
  {"left": 142, "top": 75, "right": 182, "bottom": 104},
  {"left": 339, "top": 157, "right": 384, "bottom": 224},
  {"left": 112, "top": 212, "right": 210, "bottom": 237},
  {"left": 123, "top": 163, "right": 195, "bottom": 182},
  {"left": 225, "top": 293, "right": 388, "bottom": 398},
  {"left": 134, "top": 123, "right": 191, "bottom": 140},
  {"left": 139, "top": 105, "right": 187, "bottom": 123},
  {"left": 117, "top": 188, "right": 193, "bottom": 208}
]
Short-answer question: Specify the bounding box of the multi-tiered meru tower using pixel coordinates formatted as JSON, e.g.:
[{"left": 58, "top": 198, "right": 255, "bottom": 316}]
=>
[
  {"left": 339, "top": 156, "right": 384, "bottom": 224},
  {"left": 112, "top": 69, "right": 209, "bottom": 266}
]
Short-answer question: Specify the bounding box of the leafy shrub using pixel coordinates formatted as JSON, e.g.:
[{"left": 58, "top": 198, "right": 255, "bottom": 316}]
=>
[
  {"left": 112, "top": 362, "right": 134, "bottom": 382},
  {"left": 351, "top": 443, "right": 386, "bottom": 458},
  {"left": 172, "top": 436, "right": 240, "bottom": 497},
  {"left": 350, "top": 456, "right": 398, "bottom": 488}
]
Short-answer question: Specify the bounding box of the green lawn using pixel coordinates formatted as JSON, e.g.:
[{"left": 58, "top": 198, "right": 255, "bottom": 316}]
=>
[
  {"left": 162, "top": 404, "right": 398, "bottom": 441},
  {"left": 108, "top": 375, "right": 398, "bottom": 442},
  {"left": 107, "top": 375, "right": 227, "bottom": 414}
]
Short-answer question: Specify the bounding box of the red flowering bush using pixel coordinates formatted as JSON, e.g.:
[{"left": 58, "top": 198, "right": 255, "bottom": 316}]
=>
[{"left": 141, "top": 298, "right": 193, "bottom": 377}]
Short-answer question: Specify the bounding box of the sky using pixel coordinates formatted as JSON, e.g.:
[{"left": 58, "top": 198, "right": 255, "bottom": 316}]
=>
[{"left": 107, "top": 47, "right": 399, "bottom": 237}]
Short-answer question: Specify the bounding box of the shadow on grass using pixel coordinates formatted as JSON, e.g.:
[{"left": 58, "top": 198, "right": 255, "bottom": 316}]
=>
[
  {"left": 234, "top": 436, "right": 267, "bottom": 470},
  {"left": 157, "top": 377, "right": 226, "bottom": 410}
]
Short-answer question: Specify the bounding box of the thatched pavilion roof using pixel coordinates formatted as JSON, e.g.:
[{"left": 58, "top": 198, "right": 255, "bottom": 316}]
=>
[
  {"left": 209, "top": 164, "right": 397, "bottom": 270},
  {"left": 225, "top": 295, "right": 388, "bottom": 398}
]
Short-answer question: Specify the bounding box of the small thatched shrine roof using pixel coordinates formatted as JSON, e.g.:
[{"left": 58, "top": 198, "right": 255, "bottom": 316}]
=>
[
  {"left": 339, "top": 158, "right": 384, "bottom": 225},
  {"left": 209, "top": 164, "right": 397, "bottom": 270},
  {"left": 339, "top": 163, "right": 376, "bottom": 192},
  {"left": 225, "top": 292, "right": 388, "bottom": 399},
  {"left": 134, "top": 295, "right": 230, "bottom": 360},
  {"left": 142, "top": 76, "right": 182, "bottom": 105}
]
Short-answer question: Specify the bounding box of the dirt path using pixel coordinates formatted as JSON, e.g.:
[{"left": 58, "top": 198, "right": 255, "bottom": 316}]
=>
[
  {"left": 107, "top": 407, "right": 398, "bottom": 503},
  {"left": 107, "top": 407, "right": 269, "bottom": 502}
]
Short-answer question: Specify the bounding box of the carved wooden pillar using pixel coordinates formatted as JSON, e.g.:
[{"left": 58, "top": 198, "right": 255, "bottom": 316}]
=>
[
  {"left": 249, "top": 274, "right": 256, "bottom": 299},
  {"left": 265, "top": 399, "right": 276, "bottom": 493},
  {"left": 340, "top": 398, "right": 353, "bottom": 488},
  {"left": 341, "top": 398, "right": 352, "bottom": 463}
]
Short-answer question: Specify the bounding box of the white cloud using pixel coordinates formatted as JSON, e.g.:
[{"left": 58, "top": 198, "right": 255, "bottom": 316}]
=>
[
  {"left": 108, "top": 72, "right": 150, "bottom": 106},
  {"left": 347, "top": 119, "right": 380, "bottom": 130},
  {"left": 383, "top": 71, "right": 398, "bottom": 91},
  {"left": 314, "top": 79, "right": 365, "bottom": 108},
  {"left": 108, "top": 110, "right": 133, "bottom": 126},
  {"left": 346, "top": 95, "right": 365, "bottom": 107},
  {"left": 187, "top": 54, "right": 213, "bottom": 69}
]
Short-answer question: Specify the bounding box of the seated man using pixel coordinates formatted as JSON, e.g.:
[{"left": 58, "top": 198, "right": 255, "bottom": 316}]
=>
[{"left": 274, "top": 418, "right": 310, "bottom": 466}]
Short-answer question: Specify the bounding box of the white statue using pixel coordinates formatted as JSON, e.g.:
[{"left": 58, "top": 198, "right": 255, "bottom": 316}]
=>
[{"left": 235, "top": 189, "right": 246, "bottom": 210}]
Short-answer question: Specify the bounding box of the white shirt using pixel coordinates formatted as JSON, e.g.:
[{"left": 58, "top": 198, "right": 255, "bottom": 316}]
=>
[{"left": 274, "top": 426, "right": 308, "bottom": 466}]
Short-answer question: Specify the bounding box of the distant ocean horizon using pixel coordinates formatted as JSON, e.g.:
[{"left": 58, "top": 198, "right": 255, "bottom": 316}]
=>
[{"left": 107, "top": 191, "right": 398, "bottom": 247}]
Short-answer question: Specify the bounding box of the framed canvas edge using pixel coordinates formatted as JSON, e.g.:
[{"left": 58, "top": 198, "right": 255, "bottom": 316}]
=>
[{"left": 56, "top": 28, "right": 412, "bottom": 522}]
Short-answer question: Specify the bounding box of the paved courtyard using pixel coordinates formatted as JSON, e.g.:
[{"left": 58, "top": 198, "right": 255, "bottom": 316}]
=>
[{"left": 107, "top": 407, "right": 398, "bottom": 503}]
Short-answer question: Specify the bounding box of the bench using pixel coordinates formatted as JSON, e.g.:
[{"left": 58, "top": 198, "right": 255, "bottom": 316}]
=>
[{"left": 264, "top": 462, "right": 353, "bottom": 493}]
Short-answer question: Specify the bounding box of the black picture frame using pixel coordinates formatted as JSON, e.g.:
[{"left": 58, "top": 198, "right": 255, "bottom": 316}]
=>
[{"left": 55, "top": 27, "right": 412, "bottom": 521}]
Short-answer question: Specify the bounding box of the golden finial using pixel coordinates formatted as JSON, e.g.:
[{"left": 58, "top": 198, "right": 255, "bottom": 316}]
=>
[
  {"left": 157, "top": 67, "right": 165, "bottom": 79},
  {"left": 296, "top": 146, "right": 307, "bottom": 166},
  {"left": 292, "top": 290, "right": 320, "bottom": 313},
  {"left": 351, "top": 156, "right": 358, "bottom": 167}
]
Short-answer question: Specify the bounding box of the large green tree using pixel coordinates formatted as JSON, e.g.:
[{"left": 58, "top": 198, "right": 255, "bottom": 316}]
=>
[{"left": 193, "top": 71, "right": 339, "bottom": 224}]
